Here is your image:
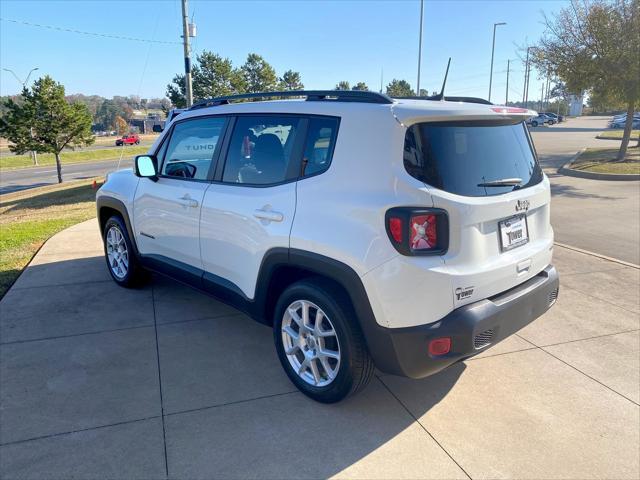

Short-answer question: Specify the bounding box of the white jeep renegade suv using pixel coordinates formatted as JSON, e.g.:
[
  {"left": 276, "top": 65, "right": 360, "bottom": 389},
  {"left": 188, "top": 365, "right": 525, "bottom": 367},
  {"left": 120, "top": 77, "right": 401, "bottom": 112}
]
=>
[{"left": 97, "top": 90, "right": 559, "bottom": 403}]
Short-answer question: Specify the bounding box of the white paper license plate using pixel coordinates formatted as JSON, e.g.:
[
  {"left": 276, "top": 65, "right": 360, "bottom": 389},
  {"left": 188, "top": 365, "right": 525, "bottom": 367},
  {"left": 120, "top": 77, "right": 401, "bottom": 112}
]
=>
[{"left": 499, "top": 215, "right": 529, "bottom": 251}]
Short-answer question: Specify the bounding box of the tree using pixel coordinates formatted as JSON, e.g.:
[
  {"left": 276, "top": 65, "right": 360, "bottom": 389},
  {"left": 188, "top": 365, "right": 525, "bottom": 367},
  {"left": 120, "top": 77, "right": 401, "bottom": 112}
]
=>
[
  {"left": 115, "top": 115, "right": 128, "bottom": 136},
  {"left": 0, "top": 76, "right": 94, "bottom": 183},
  {"left": 532, "top": 0, "right": 640, "bottom": 161},
  {"left": 351, "top": 82, "right": 369, "bottom": 91},
  {"left": 279, "top": 70, "right": 304, "bottom": 90},
  {"left": 335, "top": 81, "right": 350, "bottom": 90},
  {"left": 166, "top": 51, "right": 245, "bottom": 107},
  {"left": 386, "top": 79, "right": 414, "bottom": 97},
  {"left": 241, "top": 53, "right": 278, "bottom": 93}
]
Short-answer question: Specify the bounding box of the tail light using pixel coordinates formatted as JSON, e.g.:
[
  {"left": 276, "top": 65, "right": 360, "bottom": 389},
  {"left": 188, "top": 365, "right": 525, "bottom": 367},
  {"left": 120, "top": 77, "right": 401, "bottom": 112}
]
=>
[{"left": 385, "top": 207, "right": 449, "bottom": 255}]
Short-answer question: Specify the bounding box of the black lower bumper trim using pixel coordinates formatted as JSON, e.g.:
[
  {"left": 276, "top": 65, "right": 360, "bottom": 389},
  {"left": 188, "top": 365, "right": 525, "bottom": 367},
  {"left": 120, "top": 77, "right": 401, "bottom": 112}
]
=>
[{"left": 366, "top": 265, "right": 559, "bottom": 378}]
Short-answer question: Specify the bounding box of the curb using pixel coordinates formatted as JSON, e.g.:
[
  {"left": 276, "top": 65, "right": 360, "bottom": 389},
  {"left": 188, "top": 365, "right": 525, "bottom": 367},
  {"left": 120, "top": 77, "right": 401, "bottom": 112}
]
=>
[
  {"left": 557, "top": 149, "right": 640, "bottom": 181},
  {"left": 554, "top": 242, "right": 640, "bottom": 270}
]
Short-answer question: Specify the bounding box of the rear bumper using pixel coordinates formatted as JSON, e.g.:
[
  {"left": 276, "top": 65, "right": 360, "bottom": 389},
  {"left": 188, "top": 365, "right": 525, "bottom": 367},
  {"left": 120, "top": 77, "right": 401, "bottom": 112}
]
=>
[{"left": 365, "top": 265, "right": 559, "bottom": 378}]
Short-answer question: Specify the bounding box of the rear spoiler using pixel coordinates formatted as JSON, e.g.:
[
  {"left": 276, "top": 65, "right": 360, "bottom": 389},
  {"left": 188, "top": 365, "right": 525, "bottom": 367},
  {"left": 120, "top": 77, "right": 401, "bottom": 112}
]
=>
[{"left": 392, "top": 104, "right": 538, "bottom": 126}]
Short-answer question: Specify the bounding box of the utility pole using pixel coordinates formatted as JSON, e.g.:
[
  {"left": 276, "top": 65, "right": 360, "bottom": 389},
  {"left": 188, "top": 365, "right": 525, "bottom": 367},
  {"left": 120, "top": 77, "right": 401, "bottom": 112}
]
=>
[
  {"left": 181, "top": 0, "right": 193, "bottom": 107},
  {"left": 3, "top": 67, "right": 39, "bottom": 165},
  {"left": 522, "top": 46, "right": 532, "bottom": 107},
  {"left": 488, "top": 22, "right": 506, "bottom": 102},
  {"left": 505, "top": 59, "right": 512, "bottom": 105},
  {"left": 416, "top": 0, "right": 424, "bottom": 95}
]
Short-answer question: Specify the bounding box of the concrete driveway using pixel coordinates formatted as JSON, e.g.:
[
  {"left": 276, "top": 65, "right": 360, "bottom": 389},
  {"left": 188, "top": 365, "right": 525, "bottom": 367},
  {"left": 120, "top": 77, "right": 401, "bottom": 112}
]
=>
[{"left": 0, "top": 219, "right": 638, "bottom": 479}]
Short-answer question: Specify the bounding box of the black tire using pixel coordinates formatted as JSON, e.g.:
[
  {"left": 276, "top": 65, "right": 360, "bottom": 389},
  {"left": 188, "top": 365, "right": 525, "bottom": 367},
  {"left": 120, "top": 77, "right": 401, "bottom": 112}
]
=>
[
  {"left": 532, "top": 120, "right": 539, "bottom": 127},
  {"left": 273, "top": 278, "right": 374, "bottom": 403},
  {"left": 102, "top": 215, "right": 147, "bottom": 288}
]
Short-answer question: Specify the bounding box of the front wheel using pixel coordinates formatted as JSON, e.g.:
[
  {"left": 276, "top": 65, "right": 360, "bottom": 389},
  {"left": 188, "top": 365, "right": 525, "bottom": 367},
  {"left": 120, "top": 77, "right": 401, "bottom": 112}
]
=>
[
  {"left": 273, "top": 279, "right": 374, "bottom": 403},
  {"left": 103, "top": 215, "right": 147, "bottom": 287},
  {"left": 531, "top": 121, "right": 539, "bottom": 127}
]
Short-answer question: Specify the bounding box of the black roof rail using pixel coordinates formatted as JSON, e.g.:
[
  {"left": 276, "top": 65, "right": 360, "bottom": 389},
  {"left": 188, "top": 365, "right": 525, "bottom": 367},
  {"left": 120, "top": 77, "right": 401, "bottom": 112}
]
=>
[
  {"left": 189, "top": 90, "right": 394, "bottom": 110},
  {"left": 393, "top": 95, "right": 493, "bottom": 105}
]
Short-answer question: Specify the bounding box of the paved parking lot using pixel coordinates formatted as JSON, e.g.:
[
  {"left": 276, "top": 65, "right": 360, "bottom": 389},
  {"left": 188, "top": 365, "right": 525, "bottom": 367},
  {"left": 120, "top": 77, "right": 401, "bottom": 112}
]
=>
[
  {"left": 0, "top": 219, "right": 638, "bottom": 479},
  {"left": 530, "top": 116, "right": 640, "bottom": 264}
]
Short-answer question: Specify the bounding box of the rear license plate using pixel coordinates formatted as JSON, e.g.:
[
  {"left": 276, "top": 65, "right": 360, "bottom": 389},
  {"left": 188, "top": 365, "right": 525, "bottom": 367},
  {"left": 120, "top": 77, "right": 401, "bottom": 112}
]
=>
[{"left": 499, "top": 214, "right": 529, "bottom": 252}]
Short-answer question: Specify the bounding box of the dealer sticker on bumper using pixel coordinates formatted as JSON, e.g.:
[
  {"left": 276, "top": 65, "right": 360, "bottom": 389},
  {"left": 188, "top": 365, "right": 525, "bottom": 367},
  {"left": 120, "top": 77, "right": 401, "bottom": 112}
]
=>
[{"left": 499, "top": 214, "right": 529, "bottom": 251}]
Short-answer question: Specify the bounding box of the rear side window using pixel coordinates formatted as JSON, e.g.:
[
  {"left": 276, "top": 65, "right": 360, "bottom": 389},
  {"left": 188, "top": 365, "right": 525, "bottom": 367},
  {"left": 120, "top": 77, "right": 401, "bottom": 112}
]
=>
[
  {"left": 404, "top": 121, "right": 542, "bottom": 196},
  {"left": 222, "top": 116, "right": 300, "bottom": 185},
  {"left": 161, "top": 117, "right": 226, "bottom": 180},
  {"left": 302, "top": 117, "right": 339, "bottom": 177}
]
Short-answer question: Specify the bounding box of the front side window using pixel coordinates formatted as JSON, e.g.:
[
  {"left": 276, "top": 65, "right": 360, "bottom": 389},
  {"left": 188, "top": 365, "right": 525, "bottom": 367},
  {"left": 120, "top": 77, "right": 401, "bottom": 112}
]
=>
[
  {"left": 302, "top": 117, "right": 339, "bottom": 177},
  {"left": 161, "top": 117, "right": 226, "bottom": 180},
  {"left": 222, "top": 116, "right": 300, "bottom": 185},
  {"left": 404, "top": 120, "right": 542, "bottom": 197}
]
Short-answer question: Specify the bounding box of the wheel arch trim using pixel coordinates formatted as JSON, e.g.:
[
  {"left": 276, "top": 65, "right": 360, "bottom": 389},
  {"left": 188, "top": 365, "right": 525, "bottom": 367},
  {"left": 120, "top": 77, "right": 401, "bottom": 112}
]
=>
[{"left": 96, "top": 196, "right": 139, "bottom": 256}]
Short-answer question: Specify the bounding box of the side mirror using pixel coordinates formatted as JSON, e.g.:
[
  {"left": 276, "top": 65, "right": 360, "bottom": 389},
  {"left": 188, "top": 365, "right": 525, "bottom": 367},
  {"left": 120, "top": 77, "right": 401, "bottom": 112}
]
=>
[
  {"left": 135, "top": 155, "right": 158, "bottom": 180},
  {"left": 152, "top": 124, "right": 163, "bottom": 133}
]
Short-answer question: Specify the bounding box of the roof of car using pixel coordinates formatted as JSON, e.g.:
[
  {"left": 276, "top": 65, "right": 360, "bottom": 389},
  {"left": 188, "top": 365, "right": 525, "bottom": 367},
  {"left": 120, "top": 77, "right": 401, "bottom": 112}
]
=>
[{"left": 174, "top": 94, "right": 537, "bottom": 126}]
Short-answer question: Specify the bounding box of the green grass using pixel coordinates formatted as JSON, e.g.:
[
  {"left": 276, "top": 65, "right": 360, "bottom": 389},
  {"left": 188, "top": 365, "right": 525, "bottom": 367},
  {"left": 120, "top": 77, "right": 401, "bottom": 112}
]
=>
[
  {"left": 0, "top": 179, "right": 101, "bottom": 298},
  {"left": 597, "top": 130, "right": 640, "bottom": 140},
  {"left": 571, "top": 147, "right": 640, "bottom": 174},
  {"left": 0, "top": 145, "right": 149, "bottom": 171}
]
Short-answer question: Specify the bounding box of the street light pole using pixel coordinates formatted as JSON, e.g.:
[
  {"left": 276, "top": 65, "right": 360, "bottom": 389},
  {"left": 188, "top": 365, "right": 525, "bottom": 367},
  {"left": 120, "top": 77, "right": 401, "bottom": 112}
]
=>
[
  {"left": 488, "top": 22, "right": 506, "bottom": 102},
  {"left": 416, "top": 0, "right": 424, "bottom": 95},
  {"left": 181, "top": 0, "right": 193, "bottom": 107},
  {"left": 3, "top": 67, "right": 39, "bottom": 165}
]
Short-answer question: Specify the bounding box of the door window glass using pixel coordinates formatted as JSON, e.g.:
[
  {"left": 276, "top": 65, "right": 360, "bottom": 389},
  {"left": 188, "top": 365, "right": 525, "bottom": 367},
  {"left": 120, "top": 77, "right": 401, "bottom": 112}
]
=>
[
  {"left": 161, "top": 117, "right": 226, "bottom": 180},
  {"left": 222, "top": 116, "right": 300, "bottom": 185}
]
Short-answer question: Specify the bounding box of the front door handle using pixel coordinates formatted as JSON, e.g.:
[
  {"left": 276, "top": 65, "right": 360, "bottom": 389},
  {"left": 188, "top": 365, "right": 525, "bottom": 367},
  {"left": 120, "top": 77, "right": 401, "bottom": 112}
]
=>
[
  {"left": 254, "top": 207, "right": 284, "bottom": 223},
  {"left": 177, "top": 194, "right": 199, "bottom": 208}
]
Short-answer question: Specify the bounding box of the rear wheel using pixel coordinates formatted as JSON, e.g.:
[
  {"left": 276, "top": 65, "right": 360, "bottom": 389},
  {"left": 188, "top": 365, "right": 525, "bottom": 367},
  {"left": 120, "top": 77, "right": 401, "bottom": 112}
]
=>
[
  {"left": 103, "top": 215, "right": 147, "bottom": 287},
  {"left": 273, "top": 279, "right": 374, "bottom": 403},
  {"left": 531, "top": 120, "right": 539, "bottom": 127}
]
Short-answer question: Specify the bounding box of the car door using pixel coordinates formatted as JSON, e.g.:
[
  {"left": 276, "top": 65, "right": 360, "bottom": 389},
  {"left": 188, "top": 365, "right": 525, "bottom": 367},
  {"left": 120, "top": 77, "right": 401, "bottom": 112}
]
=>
[
  {"left": 133, "top": 115, "right": 228, "bottom": 271},
  {"left": 199, "top": 115, "right": 306, "bottom": 299}
]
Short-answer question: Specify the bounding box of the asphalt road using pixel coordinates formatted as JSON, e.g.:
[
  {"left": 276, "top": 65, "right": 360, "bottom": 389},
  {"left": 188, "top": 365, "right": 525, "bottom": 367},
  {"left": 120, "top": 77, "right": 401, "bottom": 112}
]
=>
[
  {"left": 530, "top": 116, "right": 640, "bottom": 265},
  {"left": 0, "top": 156, "right": 135, "bottom": 194}
]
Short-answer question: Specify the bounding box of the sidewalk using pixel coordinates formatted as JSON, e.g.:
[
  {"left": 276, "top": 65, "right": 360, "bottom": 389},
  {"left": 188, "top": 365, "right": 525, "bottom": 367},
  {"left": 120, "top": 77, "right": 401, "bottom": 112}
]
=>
[{"left": 1, "top": 219, "right": 638, "bottom": 479}]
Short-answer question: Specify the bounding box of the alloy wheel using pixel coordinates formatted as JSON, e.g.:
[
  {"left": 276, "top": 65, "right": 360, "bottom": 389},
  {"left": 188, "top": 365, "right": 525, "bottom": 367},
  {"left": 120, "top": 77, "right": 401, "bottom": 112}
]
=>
[
  {"left": 106, "top": 226, "right": 129, "bottom": 279},
  {"left": 281, "top": 300, "right": 341, "bottom": 387}
]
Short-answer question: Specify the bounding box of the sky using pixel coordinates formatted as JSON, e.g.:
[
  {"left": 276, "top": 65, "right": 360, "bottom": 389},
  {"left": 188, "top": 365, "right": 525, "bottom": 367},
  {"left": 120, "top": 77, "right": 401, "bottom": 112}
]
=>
[{"left": 0, "top": 0, "right": 567, "bottom": 104}]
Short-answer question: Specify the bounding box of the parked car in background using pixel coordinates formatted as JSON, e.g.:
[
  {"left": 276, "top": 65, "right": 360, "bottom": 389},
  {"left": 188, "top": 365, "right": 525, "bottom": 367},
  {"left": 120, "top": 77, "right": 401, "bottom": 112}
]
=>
[
  {"left": 527, "top": 114, "right": 551, "bottom": 127},
  {"left": 541, "top": 112, "right": 563, "bottom": 123},
  {"left": 609, "top": 113, "right": 640, "bottom": 129},
  {"left": 115, "top": 134, "right": 140, "bottom": 146}
]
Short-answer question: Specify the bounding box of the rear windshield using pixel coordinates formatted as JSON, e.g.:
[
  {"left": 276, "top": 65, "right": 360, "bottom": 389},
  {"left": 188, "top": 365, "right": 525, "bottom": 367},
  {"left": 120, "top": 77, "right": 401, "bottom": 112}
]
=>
[{"left": 403, "top": 120, "right": 542, "bottom": 197}]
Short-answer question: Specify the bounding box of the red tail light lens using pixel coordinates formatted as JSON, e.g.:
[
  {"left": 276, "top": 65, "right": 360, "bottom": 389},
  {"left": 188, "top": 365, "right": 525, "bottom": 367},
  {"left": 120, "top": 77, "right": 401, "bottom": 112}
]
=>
[
  {"left": 388, "top": 217, "right": 403, "bottom": 243},
  {"left": 385, "top": 208, "right": 448, "bottom": 256},
  {"left": 410, "top": 214, "right": 437, "bottom": 250},
  {"left": 428, "top": 337, "right": 451, "bottom": 356}
]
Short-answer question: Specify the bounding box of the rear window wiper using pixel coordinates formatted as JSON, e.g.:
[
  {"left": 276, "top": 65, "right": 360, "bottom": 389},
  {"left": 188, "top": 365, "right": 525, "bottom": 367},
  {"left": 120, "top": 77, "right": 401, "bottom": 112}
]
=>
[{"left": 477, "top": 178, "right": 522, "bottom": 187}]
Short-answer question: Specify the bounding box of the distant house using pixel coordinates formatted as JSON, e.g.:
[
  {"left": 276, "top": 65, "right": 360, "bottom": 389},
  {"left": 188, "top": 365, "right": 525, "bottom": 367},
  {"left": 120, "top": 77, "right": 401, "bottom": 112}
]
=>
[{"left": 129, "top": 118, "right": 166, "bottom": 134}]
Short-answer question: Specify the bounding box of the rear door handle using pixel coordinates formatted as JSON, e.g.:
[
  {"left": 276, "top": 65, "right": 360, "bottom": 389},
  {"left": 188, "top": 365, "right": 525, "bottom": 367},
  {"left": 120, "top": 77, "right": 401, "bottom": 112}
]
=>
[
  {"left": 177, "top": 195, "right": 199, "bottom": 208},
  {"left": 253, "top": 208, "right": 284, "bottom": 223}
]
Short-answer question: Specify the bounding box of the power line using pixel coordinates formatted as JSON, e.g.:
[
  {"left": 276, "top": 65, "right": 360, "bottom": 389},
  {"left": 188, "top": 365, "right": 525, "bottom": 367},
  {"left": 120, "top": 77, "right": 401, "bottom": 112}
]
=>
[{"left": 0, "top": 17, "right": 182, "bottom": 45}]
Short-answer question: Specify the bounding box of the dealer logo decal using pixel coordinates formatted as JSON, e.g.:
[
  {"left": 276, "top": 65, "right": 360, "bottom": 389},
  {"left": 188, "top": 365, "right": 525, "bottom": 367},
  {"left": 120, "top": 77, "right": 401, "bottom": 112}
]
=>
[{"left": 455, "top": 286, "right": 474, "bottom": 301}]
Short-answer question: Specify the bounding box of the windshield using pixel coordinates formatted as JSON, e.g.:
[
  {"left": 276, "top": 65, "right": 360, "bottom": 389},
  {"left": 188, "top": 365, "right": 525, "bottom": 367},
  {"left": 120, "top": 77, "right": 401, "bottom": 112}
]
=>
[{"left": 403, "top": 120, "right": 542, "bottom": 197}]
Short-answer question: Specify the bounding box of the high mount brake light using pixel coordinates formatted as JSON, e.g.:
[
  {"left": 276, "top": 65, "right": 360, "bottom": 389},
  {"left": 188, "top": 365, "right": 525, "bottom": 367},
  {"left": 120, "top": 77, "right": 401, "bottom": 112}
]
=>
[
  {"left": 491, "top": 106, "right": 529, "bottom": 114},
  {"left": 385, "top": 208, "right": 449, "bottom": 256}
]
